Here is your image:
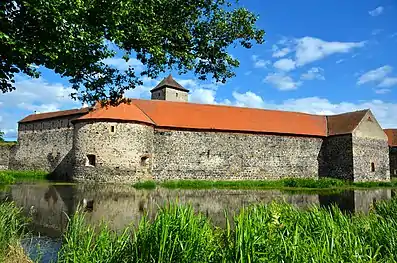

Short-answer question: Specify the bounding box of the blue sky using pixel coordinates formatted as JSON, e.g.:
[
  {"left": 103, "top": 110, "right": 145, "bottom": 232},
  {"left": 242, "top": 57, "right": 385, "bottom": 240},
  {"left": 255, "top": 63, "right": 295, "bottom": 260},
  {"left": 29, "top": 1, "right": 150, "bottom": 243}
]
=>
[{"left": 1, "top": 0, "right": 397, "bottom": 140}]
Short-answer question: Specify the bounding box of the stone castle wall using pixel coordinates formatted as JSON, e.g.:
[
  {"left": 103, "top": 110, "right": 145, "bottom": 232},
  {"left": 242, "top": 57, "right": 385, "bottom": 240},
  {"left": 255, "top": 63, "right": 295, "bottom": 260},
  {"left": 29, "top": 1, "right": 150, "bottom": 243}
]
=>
[
  {"left": 152, "top": 129, "right": 323, "bottom": 181},
  {"left": 319, "top": 135, "right": 353, "bottom": 180},
  {"left": 351, "top": 111, "right": 390, "bottom": 182},
  {"left": 0, "top": 144, "right": 13, "bottom": 170},
  {"left": 72, "top": 121, "right": 154, "bottom": 182},
  {"left": 390, "top": 147, "right": 397, "bottom": 177},
  {"left": 8, "top": 114, "right": 85, "bottom": 179}
]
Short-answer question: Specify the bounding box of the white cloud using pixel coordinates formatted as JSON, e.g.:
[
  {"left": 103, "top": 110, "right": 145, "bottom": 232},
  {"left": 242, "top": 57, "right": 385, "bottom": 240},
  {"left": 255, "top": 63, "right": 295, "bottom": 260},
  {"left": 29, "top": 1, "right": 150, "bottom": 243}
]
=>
[
  {"left": 264, "top": 73, "right": 302, "bottom": 91},
  {"left": 357, "top": 65, "right": 393, "bottom": 85},
  {"left": 300, "top": 67, "right": 325, "bottom": 80},
  {"left": 190, "top": 89, "right": 217, "bottom": 104},
  {"left": 252, "top": 55, "right": 271, "bottom": 69},
  {"left": 294, "top": 37, "right": 365, "bottom": 66},
  {"left": 369, "top": 6, "right": 384, "bottom": 17},
  {"left": 371, "top": 29, "right": 384, "bottom": 36},
  {"left": 0, "top": 76, "right": 82, "bottom": 139},
  {"left": 273, "top": 59, "right": 296, "bottom": 71},
  {"left": 336, "top": 59, "right": 345, "bottom": 64},
  {"left": 374, "top": 89, "right": 391, "bottom": 94},
  {"left": 232, "top": 91, "right": 265, "bottom": 108},
  {"left": 230, "top": 94, "right": 397, "bottom": 128},
  {"left": 378, "top": 77, "right": 397, "bottom": 88},
  {"left": 102, "top": 57, "right": 143, "bottom": 71},
  {"left": 272, "top": 46, "right": 291, "bottom": 58}
]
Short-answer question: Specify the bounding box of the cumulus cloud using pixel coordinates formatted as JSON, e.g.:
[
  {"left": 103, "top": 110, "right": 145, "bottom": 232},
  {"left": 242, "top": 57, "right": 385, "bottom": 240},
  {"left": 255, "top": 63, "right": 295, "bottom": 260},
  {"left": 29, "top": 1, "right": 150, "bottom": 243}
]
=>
[
  {"left": 252, "top": 55, "right": 271, "bottom": 69},
  {"left": 229, "top": 93, "right": 397, "bottom": 128},
  {"left": 369, "top": 6, "right": 384, "bottom": 17},
  {"left": 357, "top": 66, "right": 397, "bottom": 91},
  {"left": 272, "top": 45, "right": 292, "bottom": 58},
  {"left": 273, "top": 59, "right": 296, "bottom": 72},
  {"left": 300, "top": 67, "right": 325, "bottom": 80},
  {"left": 264, "top": 73, "right": 302, "bottom": 91},
  {"left": 294, "top": 37, "right": 365, "bottom": 66},
  {"left": 0, "top": 76, "right": 82, "bottom": 139}
]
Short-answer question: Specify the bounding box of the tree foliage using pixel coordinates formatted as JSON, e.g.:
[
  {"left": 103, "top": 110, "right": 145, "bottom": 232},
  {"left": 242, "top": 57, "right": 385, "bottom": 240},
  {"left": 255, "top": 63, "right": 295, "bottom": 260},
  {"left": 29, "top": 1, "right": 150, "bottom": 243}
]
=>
[
  {"left": 1, "top": 0, "right": 265, "bottom": 105},
  {"left": 0, "top": 131, "right": 4, "bottom": 142}
]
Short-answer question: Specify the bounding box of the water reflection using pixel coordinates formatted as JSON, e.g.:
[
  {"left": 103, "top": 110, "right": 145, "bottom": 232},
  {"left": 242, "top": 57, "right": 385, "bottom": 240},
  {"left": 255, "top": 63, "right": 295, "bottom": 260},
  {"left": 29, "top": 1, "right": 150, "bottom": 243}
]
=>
[{"left": 0, "top": 183, "right": 394, "bottom": 237}]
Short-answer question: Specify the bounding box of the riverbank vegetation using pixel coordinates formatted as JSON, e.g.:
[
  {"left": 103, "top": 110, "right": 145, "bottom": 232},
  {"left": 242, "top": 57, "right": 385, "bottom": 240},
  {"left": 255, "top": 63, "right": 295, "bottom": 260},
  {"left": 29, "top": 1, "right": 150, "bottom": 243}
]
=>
[
  {"left": 132, "top": 177, "right": 397, "bottom": 191},
  {"left": 3, "top": 197, "right": 397, "bottom": 262},
  {"left": 0, "top": 203, "right": 30, "bottom": 262},
  {"left": 0, "top": 170, "right": 49, "bottom": 184}
]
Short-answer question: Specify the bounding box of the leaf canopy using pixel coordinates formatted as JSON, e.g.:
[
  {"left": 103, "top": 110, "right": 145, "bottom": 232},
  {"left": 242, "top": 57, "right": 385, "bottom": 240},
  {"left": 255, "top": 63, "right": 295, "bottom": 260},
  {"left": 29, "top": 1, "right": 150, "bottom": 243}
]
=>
[{"left": 1, "top": 0, "right": 265, "bottom": 105}]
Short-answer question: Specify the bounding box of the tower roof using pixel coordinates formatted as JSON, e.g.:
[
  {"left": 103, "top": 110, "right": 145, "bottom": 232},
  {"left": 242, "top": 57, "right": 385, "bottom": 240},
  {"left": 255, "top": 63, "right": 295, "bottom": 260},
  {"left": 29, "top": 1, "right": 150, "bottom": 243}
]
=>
[{"left": 150, "top": 74, "right": 189, "bottom": 93}]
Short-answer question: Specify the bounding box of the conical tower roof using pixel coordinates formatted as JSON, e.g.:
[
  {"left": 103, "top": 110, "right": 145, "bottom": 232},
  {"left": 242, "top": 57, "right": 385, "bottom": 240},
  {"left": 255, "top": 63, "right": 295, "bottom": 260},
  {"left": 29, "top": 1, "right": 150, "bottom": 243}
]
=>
[{"left": 150, "top": 74, "right": 189, "bottom": 93}]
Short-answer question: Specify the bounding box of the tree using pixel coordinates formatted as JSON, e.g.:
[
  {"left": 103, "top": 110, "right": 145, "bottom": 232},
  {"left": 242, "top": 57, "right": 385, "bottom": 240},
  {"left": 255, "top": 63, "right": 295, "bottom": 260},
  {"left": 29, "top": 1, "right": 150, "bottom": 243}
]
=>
[
  {"left": 1, "top": 0, "right": 265, "bottom": 105},
  {"left": 0, "top": 131, "right": 4, "bottom": 142}
]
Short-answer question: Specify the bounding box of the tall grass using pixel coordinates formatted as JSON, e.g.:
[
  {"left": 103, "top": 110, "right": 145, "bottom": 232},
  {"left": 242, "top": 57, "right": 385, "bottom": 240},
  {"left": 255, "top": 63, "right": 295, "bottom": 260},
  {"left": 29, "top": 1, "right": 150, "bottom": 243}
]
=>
[
  {"left": 56, "top": 197, "right": 397, "bottom": 263},
  {"left": 0, "top": 170, "right": 49, "bottom": 184},
  {"left": 0, "top": 202, "right": 28, "bottom": 261}
]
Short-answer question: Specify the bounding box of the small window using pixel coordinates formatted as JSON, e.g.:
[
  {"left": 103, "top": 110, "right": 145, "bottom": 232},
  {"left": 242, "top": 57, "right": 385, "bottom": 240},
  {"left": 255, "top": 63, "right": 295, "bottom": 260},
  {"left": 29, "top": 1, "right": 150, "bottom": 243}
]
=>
[
  {"left": 371, "top": 162, "right": 375, "bottom": 172},
  {"left": 176, "top": 93, "right": 178, "bottom": 97},
  {"left": 140, "top": 156, "right": 149, "bottom": 166},
  {"left": 110, "top": 125, "right": 115, "bottom": 133},
  {"left": 86, "top": 155, "right": 96, "bottom": 167}
]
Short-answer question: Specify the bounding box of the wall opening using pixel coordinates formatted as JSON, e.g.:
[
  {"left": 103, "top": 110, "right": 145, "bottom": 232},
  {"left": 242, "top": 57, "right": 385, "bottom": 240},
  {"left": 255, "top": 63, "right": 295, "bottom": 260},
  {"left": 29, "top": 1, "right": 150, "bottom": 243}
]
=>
[
  {"left": 140, "top": 155, "right": 149, "bottom": 166},
  {"left": 110, "top": 125, "right": 115, "bottom": 133},
  {"left": 176, "top": 93, "right": 178, "bottom": 97},
  {"left": 371, "top": 162, "right": 375, "bottom": 172},
  {"left": 86, "top": 154, "right": 96, "bottom": 167}
]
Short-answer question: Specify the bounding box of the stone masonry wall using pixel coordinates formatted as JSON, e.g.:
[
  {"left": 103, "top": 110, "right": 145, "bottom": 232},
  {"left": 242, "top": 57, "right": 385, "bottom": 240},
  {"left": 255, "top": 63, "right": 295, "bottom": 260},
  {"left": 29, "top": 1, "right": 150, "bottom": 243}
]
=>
[
  {"left": 352, "top": 136, "right": 390, "bottom": 182},
  {"left": 8, "top": 114, "right": 84, "bottom": 179},
  {"left": 352, "top": 111, "right": 390, "bottom": 182},
  {"left": 152, "top": 129, "right": 323, "bottom": 180},
  {"left": 390, "top": 147, "right": 397, "bottom": 177},
  {"left": 0, "top": 144, "right": 13, "bottom": 170},
  {"left": 72, "top": 121, "right": 154, "bottom": 182},
  {"left": 319, "top": 135, "right": 353, "bottom": 180}
]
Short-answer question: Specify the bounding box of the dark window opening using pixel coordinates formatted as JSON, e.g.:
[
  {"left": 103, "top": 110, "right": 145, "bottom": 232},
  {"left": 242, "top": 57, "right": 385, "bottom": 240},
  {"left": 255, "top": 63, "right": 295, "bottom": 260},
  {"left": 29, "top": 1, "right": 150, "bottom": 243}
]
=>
[
  {"left": 176, "top": 93, "right": 178, "bottom": 97},
  {"left": 207, "top": 150, "right": 210, "bottom": 158},
  {"left": 371, "top": 162, "right": 375, "bottom": 172},
  {"left": 141, "top": 156, "right": 149, "bottom": 166},
  {"left": 86, "top": 155, "right": 96, "bottom": 166},
  {"left": 110, "top": 126, "right": 115, "bottom": 133}
]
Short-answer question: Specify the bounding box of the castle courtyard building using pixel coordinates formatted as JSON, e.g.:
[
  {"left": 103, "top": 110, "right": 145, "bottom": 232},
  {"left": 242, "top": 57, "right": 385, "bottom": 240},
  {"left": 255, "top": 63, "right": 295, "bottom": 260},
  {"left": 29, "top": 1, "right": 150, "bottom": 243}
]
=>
[{"left": 2, "top": 75, "right": 394, "bottom": 183}]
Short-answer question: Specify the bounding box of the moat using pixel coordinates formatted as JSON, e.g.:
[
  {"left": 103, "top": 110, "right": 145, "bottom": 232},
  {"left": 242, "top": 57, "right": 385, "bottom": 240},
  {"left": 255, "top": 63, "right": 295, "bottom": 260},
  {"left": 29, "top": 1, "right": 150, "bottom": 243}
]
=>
[{"left": 0, "top": 182, "right": 396, "bottom": 262}]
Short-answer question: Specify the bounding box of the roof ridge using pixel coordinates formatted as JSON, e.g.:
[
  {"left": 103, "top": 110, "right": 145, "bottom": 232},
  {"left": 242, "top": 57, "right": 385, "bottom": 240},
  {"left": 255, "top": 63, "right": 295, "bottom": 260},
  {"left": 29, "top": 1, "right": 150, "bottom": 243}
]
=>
[
  {"left": 129, "top": 98, "right": 325, "bottom": 118},
  {"left": 131, "top": 101, "right": 157, "bottom": 125}
]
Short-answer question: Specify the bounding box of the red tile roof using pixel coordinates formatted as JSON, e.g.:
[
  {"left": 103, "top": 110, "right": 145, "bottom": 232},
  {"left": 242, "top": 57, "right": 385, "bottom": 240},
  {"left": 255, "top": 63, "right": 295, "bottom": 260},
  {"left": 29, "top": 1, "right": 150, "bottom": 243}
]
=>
[
  {"left": 76, "top": 102, "right": 155, "bottom": 125},
  {"left": 76, "top": 99, "right": 327, "bottom": 136},
  {"left": 327, "top": 110, "right": 369, "bottom": 136},
  {"left": 384, "top": 129, "right": 397, "bottom": 147},
  {"left": 19, "top": 108, "right": 90, "bottom": 123}
]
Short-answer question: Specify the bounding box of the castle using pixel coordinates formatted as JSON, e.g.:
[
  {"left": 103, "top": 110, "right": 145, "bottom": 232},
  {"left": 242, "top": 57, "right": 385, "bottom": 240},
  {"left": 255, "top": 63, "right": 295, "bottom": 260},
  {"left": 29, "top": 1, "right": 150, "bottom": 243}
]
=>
[{"left": 1, "top": 75, "right": 396, "bottom": 183}]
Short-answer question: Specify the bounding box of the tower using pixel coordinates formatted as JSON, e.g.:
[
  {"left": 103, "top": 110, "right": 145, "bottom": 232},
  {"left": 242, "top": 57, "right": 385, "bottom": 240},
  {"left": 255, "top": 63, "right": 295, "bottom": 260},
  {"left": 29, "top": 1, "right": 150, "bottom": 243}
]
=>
[{"left": 150, "top": 74, "right": 189, "bottom": 102}]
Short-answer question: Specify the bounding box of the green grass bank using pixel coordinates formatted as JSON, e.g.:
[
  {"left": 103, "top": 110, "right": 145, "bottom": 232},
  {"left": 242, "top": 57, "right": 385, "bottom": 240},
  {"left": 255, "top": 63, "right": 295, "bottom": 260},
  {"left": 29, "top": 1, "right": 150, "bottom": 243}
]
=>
[
  {"left": 133, "top": 177, "right": 397, "bottom": 190},
  {"left": 0, "top": 170, "right": 49, "bottom": 184}
]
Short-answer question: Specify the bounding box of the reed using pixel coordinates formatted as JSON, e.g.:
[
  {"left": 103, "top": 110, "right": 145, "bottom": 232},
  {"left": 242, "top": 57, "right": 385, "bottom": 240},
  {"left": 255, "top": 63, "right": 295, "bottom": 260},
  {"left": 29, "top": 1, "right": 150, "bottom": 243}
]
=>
[
  {"left": 0, "top": 202, "right": 28, "bottom": 261},
  {"left": 57, "top": 197, "right": 397, "bottom": 262}
]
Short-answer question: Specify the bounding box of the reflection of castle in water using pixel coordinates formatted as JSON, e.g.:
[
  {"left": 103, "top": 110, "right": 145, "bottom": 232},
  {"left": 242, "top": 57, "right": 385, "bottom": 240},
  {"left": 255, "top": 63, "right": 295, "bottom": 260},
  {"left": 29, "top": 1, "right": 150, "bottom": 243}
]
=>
[{"left": 0, "top": 184, "right": 394, "bottom": 237}]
